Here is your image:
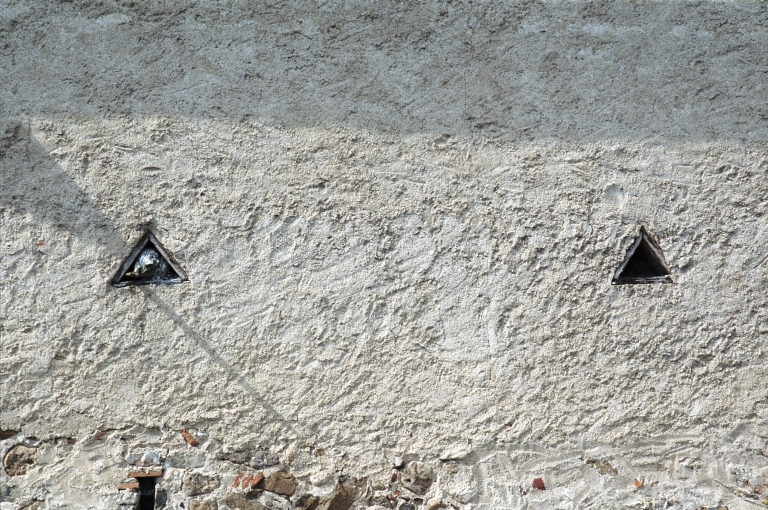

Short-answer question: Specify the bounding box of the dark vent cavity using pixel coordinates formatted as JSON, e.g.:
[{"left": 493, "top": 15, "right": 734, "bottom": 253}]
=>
[
  {"left": 137, "top": 476, "right": 157, "bottom": 510},
  {"left": 112, "top": 230, "right": 188, "bottom": 287},
  {"left": 612, "top": 226, "right": 672, "bottom": 285}
]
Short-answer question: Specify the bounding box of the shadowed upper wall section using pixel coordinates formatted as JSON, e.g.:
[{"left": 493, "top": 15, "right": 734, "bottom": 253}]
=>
[{"left": 0, "top": 0, "right": 766, "bottom": 141}]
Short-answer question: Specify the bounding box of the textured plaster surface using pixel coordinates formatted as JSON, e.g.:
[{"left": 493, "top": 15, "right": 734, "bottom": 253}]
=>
[{"left": 1, "top": 1, "right": 768, "bottom": 509}]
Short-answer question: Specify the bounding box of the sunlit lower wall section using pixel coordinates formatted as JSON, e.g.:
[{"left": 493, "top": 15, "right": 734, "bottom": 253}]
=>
[{"left": 1, "top": 2, "right": 767, "bottom": 509}]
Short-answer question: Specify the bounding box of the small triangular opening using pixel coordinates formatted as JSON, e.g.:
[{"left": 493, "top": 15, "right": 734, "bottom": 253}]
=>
[
  {"left": 112, "top": 231, "right": 188, "bottom": 287},
  {"left": 612, "top": 227, "right": 672, "bottom": 285}
]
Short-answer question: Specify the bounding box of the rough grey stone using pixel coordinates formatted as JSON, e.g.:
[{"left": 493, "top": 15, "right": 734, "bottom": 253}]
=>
[
  {"left": 20, "top": 501, "right": 46, "bottom": 510},
  {"left": 587, "top": 459, "right": 618, "bottom": 476},
  {"left": 257, "top": 490, "right": 292, "bottom": 510},
  {"left": 125, "top": 449, "right": 162, "bottom": 466},
  {"left": 114, "top": 490, "right": 140, "bottom": 508},
  {"left": 182, "top": 471, "right": 221, "bottom": 497},
  {"left": 424, "top": 498, "right": 446, "bottom": 510},
  {"left": 318, "top": 477, "right": 368, "bottom": 510},
  {"left": 217, "top": 449, "right": 251, "bottom": 466},
  {"left": 249, "top": 450, "right": 280, "bottom": 470},
  {"left": 166, "top": 450, "right": 206, "bottom": 468},
  {"left": 262, "top": 471, "right": 298, "bottom": 496},
  {"left": 190, "top": 500, "right": 218, "bottom": 510},
  {"left": 296, "top": 478, "right": 368, "bottom": 510},
  {"left": 217, "top": 449, "right": 278, "bottom": 469},
  {"left": 155, "top": 488, "right": 168, "bottom": 508},
  {"left": 296, "top": 494, "right": 321, "bottom": 510},
  {"left": 225, "top": 493, "right": 267, "bottom": 510},
  {"left": 136, "top": 449, "right": 161, "bottom": 466},
  {"left": 399, "top": 462, "right": 432, "bottom": 495},
  {"left": 3, "top": 445, "right": 36, "bottom": 476},
  {"left": 370, "top": 491, "right": 392, "bottom": 507}
]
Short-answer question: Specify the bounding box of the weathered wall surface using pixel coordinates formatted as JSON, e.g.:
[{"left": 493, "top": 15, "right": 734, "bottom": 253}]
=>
[{"left": 2, "top": 1, "right": 768, "bottom": 509}]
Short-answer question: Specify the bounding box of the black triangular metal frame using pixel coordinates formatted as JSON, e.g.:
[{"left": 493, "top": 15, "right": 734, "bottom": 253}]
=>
[
  {"left": 111, "top": 230, "right": 188, "bottom": 288},
  {"left": 612, "top": 226, "right": 673, "bottom": 285}
]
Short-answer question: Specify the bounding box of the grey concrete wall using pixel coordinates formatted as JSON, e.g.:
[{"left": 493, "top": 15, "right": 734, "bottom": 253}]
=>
[{"left": 1, "top": 1, "right": 768, "bottom": 509}]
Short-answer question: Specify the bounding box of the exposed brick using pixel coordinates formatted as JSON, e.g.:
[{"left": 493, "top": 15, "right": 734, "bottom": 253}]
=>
[
  {"left": 182, "top": 429, "right": 199, "bottom": 447},
  {"left": 251, "top": 472, "right": 264, "bottom": 488},
  {"left": 129, "top": 470, "right": 163, "bottom": 478}
]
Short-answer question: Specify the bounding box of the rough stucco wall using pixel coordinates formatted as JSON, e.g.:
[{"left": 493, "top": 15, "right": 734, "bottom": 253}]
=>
[{"left": 1, "top": 1, "right": 768, "bottom": 509}]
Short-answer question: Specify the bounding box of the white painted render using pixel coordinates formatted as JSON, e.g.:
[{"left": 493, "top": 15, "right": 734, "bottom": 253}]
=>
[{"left": 1, "top": 2, "right": 768, "bottom": 509}]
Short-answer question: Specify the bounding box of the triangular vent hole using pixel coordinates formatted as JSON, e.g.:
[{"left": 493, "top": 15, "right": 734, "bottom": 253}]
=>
[
  {"left": 112, "top": 231, "right": 188, "bottom": 287},
  {"left": 612, "top": 227, "right": 672, "bottom": 285}
]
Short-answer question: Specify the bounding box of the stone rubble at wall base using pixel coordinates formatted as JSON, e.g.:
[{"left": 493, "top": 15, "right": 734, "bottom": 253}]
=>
[{"left": 0, "top": 429, "right": 759, "bottom": 509}]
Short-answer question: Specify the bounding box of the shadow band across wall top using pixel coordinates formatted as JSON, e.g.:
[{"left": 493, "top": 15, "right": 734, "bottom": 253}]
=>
[{"left": 111, "top": 230, "right": 188, "bottom": 287}]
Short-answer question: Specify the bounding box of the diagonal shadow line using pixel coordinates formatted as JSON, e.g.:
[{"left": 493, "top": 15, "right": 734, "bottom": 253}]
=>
[
  {"left": 0, "top": 120, "right": 125, "bottom": 250},
  {"left": 144, "top": 290, "right": 300, "bottom": 438}
]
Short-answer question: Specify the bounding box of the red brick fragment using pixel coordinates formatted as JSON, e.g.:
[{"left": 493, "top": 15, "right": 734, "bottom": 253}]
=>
[
  {"left": 233, "top": 471, "right": 244, "bottom": 488},
  {"left": 242, "top": 474, "right": 254, "bottom": 488},
  {"left": 391, "top": 471, "right": 398, "bottom": 483},
  {"left": 634, "top": 479, "right": 643, "bottom": 488},
  {"left": 129, "top": 470, "right": 163, "bottom": 478},
  {"left": 532, "top": 478, "right": 546, "bottom": 490},
  {"left": 251, "top": 472, "right": 264, "bottom": 488},
  {"left": 117, "top": 481, "right": 139, "bottom": 490},
  {"left": 181, "top": 429, "right": 199, "bottom": 447}
]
